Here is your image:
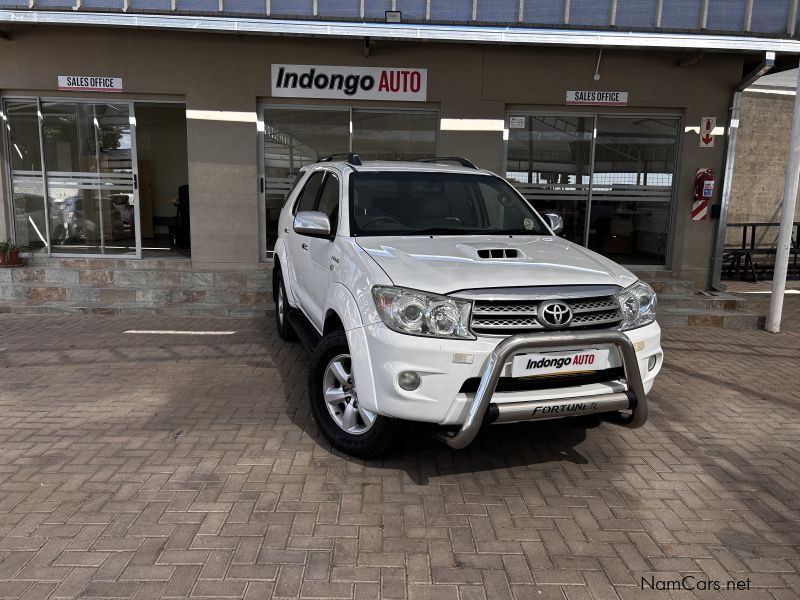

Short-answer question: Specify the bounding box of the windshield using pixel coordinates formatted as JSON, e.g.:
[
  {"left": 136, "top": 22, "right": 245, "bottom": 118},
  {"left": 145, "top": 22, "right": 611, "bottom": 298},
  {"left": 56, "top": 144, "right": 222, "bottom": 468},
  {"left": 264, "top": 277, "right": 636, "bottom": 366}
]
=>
[{"left": 349, "top": 171, "right": 548, "bottom": 236}]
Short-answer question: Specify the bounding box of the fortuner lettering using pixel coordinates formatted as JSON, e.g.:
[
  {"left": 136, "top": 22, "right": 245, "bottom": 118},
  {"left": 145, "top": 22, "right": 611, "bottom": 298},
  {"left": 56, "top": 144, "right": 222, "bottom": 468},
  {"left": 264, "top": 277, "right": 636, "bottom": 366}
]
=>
[{"left": 531, "top": 402, "right": 599, "bottom": 416}]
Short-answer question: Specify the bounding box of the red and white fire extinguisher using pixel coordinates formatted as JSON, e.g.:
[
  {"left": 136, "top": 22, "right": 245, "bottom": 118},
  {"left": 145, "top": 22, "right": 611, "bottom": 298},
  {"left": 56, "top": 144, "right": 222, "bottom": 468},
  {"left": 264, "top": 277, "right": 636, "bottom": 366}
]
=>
[{"left": 692, "top": 168, "right": 715, "bottom": 221}]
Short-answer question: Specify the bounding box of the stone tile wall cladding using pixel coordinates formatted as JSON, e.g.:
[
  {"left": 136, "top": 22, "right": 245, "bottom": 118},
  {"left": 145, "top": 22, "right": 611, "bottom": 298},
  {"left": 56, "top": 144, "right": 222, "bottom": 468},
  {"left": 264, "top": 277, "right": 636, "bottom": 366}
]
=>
[{"left": 0, "top": 256, "right": 274, "bottom": 317}]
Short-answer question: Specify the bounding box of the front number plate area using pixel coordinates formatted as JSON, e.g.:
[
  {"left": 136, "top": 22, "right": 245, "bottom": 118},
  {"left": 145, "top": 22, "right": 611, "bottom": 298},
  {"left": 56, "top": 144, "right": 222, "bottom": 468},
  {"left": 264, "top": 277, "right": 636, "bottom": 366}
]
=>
[{"left": 510, "top": 349, "right": 610, "bottom": 378}]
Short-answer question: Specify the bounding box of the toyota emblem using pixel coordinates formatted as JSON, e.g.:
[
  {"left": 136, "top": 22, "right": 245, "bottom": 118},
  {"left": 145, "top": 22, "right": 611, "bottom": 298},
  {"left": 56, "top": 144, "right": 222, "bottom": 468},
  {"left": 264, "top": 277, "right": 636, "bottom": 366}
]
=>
[{"left": 538, "top": 301, "right": 573, "bottom": 329}]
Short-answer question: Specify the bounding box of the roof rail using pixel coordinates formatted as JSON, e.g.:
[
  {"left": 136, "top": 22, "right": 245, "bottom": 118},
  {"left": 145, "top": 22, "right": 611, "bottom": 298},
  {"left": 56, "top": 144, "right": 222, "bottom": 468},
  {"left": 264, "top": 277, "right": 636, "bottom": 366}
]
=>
[
  {"left": 415, "top": 156, "right": 478, "bottom": 169},
  {"left": 317, "top": 152, "right": 363, "bottom": 167}
]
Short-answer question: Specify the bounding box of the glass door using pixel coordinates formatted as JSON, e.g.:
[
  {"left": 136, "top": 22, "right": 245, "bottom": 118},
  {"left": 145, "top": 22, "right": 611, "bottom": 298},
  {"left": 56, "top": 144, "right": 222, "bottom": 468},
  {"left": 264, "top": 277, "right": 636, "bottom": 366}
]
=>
[
  {"left": 588, "top": 116, "right": 679, "bottom": 265},
  {"left": 260, "top": 105, "right": 439, "bottom": 255},
  {"left": 505, "top": 112, "right": 680, "bottom": 266},
  {"left": 505, "top": 114, "right": 594, "bottom": 245},
  {"left": 40, "top": 101, "right": 139, "bottom": 255},
  {"left": 262, "top": 108, "right": 350, "bottom": 252}
]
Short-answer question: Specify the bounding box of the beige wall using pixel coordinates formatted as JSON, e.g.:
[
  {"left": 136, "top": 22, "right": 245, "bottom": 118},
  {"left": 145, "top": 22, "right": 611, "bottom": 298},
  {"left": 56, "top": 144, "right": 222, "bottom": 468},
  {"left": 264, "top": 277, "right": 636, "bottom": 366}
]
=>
[
  {"left": 0, "top": 26, "right": 745, "bottom": 284},
  {"left": 728, "top": 91, "right": 800, "bottom": 247}
]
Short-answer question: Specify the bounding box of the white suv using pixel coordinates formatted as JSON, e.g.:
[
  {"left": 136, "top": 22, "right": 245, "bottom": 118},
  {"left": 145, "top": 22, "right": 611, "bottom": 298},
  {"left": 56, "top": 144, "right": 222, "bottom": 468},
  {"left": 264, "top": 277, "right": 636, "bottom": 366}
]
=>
[{"left": 273, "top": 155, "right": 662, "bottom": 457}]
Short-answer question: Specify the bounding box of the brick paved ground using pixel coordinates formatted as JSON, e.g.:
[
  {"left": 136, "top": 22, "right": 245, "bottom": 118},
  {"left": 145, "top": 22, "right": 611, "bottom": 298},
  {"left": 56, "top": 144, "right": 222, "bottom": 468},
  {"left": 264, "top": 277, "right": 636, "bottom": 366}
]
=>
[{"left": 0, "top": 308, "right": 798, "bottom": 600}]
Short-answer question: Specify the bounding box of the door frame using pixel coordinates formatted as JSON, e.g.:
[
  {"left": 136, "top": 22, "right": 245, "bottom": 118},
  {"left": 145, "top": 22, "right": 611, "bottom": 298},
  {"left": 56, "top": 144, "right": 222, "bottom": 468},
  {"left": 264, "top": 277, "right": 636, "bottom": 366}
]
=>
[{"left": 2, "top": 95, "right": 142, "bottom": 258}]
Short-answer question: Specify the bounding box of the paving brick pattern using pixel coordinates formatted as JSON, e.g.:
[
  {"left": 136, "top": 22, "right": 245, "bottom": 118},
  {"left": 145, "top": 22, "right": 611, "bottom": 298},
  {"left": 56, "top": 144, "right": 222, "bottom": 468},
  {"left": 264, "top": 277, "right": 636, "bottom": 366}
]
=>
[{"left": 0, "top": 309, "right": 798, "bottom": 599}]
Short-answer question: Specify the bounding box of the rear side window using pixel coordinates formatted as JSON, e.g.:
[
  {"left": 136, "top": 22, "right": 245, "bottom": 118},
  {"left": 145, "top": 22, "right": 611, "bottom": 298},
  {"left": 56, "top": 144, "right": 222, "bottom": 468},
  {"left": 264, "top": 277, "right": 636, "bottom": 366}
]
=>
[
  {"left": 294, "top": 171, "right": 325, "bottom": 214},
  {"left": 316, "top": 173, "right": 340, "bottom": 234}
]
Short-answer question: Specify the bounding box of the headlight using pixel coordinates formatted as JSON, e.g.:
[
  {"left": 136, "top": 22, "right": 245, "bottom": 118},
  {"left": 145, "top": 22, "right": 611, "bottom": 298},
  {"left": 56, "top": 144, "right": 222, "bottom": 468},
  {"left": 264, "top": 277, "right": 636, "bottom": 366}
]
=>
[
  {"left": 616, "top": 281, "right": 657, "bottom": 331},
  {"left": 372, "top": 286, "right": 474, "bottom": 339}
]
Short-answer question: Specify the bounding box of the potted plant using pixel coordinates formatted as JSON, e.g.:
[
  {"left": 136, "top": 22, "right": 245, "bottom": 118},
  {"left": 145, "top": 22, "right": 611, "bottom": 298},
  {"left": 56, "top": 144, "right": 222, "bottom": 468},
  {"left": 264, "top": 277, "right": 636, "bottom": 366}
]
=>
[
  {"left": 7, "top": 242, "right": 20, "bottom": 266},
  {"left": 0, "top": 242, "right": 8, "bottom": 266}
]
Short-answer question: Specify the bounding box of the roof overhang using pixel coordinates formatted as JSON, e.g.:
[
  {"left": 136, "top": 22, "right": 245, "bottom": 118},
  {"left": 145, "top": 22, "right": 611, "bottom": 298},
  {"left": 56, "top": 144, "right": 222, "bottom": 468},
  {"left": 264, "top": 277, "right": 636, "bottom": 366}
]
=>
[{"left": 2, "top": 10, "right": 800, "bottom": 53}]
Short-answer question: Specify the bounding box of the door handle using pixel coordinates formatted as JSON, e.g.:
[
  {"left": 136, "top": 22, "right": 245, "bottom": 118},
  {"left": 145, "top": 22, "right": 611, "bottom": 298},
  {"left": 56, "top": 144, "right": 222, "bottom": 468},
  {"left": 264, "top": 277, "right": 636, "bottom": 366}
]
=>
[
  {"left": 301, "top": 243, "right": 308, "bottom": 250},
  {"left": 283, "top": 228, "right": 288, "bottom": 233},
  {"left": 133, "top": 174, "right": 138, "bottom": 190}
]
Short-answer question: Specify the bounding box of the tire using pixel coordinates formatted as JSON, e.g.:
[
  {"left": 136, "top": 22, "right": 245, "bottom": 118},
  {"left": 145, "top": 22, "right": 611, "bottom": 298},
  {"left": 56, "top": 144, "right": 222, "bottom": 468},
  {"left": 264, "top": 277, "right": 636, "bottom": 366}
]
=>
[
  {"left": 308, "top": 330, "right": 398, "bottom": 458},
  {"left": 274, "top": 272, "right": 297, "bottom": 341}
]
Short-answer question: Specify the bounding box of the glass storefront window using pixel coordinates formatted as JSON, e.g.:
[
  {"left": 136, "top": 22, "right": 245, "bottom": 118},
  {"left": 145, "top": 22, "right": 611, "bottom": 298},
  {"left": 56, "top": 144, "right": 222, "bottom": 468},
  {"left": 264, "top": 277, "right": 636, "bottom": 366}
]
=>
[
  {"left": 4, "top": 100, "right": 48, "bottom": 252},
  {"left": 505, "top": 112, "right": 680, "bottom": 265},
  {"left": 4, "top": 99, "right": 139, "bottom": 256},
  {"left": 262, "top": 106, "right": 438, "bottom": 253},
  {"left": 351, "top": 110, "right": 438, "bottom": 161}
]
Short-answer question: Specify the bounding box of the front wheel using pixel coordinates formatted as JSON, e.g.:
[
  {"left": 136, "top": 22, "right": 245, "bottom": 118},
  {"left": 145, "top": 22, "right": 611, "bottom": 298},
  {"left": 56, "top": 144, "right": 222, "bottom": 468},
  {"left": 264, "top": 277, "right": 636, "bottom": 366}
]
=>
[{"left": 308, "top": 330, "right": 398, "bottom": 457}]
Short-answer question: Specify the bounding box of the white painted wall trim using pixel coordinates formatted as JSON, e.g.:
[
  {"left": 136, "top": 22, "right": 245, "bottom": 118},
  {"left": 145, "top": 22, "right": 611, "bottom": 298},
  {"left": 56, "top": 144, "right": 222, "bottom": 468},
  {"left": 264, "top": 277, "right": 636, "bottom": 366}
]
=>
[{"left": 2, "top": 10, "right": 800, "bottom": 52}]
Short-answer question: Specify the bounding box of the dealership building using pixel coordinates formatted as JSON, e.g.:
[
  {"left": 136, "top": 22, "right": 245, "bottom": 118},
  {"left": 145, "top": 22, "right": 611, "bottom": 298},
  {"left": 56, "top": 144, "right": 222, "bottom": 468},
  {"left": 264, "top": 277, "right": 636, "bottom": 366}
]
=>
[{"left": 0, "top": 1, "right": 799, "bottom": 319}]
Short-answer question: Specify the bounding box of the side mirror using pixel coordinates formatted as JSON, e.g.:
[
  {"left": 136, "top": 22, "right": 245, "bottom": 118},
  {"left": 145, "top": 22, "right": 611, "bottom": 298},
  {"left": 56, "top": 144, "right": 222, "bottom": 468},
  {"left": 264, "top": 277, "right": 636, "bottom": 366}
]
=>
[
  {"left": 545, "top": 212, "right": 564, "bottom": 235},
  {"left": 293, "top": 211, "right": 331, "bottom": 237}
]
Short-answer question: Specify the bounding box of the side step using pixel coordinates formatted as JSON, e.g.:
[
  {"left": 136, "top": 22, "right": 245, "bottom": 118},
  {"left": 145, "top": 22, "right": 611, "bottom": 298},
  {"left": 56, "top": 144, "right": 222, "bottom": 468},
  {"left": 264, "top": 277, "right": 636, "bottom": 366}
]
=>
[{"left": 287, "top": 311, "right": 322, "bottom": 354}]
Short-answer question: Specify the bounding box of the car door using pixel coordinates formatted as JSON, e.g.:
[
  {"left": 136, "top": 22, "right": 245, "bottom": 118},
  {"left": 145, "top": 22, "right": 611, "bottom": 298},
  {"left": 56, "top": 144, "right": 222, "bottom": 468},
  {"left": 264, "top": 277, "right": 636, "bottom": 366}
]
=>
[
  {"left": 304, "top": 170, "right": 341, "bottom": 331},
  {"left": 285, "top": 170, "right": 325, "bottom": 315}
]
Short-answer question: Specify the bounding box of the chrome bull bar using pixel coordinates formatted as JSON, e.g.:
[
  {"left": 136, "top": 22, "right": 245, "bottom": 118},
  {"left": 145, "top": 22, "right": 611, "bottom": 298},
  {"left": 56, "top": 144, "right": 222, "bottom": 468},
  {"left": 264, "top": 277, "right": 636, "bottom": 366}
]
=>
[{"left": 434, "top": 330, "right": 648, "bottom": 449}]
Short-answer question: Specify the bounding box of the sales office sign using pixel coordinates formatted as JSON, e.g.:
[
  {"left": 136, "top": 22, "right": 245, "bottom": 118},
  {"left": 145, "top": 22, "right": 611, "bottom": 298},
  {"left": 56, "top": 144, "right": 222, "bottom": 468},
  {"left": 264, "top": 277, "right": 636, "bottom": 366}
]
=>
[
  {"left": 271, "top": 64, "right": 427, "bottom": 101},
  {"left": 566, "top": 90, "right": 628, "bottom": 106},
  {"left": 58, "top": 75, "right": 123, "bottom": 93}
]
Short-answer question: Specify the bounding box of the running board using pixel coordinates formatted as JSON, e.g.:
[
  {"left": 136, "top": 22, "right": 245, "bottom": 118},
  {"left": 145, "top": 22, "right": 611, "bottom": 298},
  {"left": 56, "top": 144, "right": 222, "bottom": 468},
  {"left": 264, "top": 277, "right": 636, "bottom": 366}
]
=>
[
  {"left": 287, "top": 311, "right": 322, "bottom": 354},
  {"left": 485, "top": 391, "right": 634, "bottom": 424}
]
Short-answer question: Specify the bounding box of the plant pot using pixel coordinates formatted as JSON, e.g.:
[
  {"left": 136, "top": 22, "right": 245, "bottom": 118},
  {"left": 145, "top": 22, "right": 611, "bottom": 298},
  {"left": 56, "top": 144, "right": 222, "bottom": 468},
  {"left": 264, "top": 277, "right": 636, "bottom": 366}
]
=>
[
  {"left": 0, "top": 251, "right": 7, "bottom": 266},
  {"left": 8, "top": 250, "right": 20, "bottom": 266}
]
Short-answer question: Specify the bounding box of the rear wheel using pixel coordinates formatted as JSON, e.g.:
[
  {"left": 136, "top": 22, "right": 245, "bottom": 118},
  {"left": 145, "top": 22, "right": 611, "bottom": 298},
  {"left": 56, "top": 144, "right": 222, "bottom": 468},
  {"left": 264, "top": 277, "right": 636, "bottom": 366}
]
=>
[
  {"left": 274, "top": 273, "right": 297, "bottom": 341},
  {"left": 309, "top": 330, "right": 398, "bottom": 457}
]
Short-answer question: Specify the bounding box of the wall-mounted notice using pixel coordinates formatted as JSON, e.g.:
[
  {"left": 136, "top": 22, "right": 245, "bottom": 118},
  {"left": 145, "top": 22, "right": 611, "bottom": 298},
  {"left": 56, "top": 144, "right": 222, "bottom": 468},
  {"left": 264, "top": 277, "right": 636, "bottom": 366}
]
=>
[
  {"left": 58, "top": 76, "right": 123, "bottom": 92},
  {"left": 566, "top": 90, "right": 628, "bottom": 106}
]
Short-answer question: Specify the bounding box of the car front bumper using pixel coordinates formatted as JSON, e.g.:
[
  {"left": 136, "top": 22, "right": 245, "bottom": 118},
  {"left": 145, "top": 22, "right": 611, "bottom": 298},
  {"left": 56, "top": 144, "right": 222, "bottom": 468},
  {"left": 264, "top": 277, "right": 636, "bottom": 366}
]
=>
[{"left": 346, "top": 320, "right": 663, "bottom": 431}]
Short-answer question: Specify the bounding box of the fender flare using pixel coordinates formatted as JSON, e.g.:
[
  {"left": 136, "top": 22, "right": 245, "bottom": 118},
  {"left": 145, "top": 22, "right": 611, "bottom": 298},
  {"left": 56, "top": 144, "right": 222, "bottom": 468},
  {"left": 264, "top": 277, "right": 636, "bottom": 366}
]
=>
[
  {"left": 325, "top": 283, "right": 364, "bottom": 332},
  {"left": 272, "top": 238, "right": 298, "bottom": 306}
]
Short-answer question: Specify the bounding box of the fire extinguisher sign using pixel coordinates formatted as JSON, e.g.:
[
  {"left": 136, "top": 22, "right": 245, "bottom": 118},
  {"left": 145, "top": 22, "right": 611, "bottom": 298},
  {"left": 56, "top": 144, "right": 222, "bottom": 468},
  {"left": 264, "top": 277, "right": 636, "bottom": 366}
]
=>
[{"left": 699, "top": 117, "right": 716, "bottom": 148}]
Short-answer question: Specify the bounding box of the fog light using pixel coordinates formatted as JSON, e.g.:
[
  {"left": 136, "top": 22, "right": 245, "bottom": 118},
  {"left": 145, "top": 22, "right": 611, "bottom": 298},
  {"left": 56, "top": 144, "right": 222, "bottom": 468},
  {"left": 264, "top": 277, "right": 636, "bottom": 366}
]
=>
[
  {"left": 648, "top": 355, "right": 657, "bottom": 371},
  {"left": 398, "top": 371, "right": 421, "bottom": 391}
]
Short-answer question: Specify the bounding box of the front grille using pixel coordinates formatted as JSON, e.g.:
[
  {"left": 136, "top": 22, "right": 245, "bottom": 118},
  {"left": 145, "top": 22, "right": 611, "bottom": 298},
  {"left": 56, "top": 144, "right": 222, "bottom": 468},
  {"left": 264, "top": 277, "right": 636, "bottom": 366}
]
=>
[{"left": 470, "top": 295, "right": 622, "bottom": 335}]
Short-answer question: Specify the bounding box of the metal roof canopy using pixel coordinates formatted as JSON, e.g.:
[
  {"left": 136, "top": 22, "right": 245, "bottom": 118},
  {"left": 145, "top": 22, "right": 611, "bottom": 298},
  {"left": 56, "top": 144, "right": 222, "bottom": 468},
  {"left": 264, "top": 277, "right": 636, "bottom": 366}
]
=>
[{"left": 2, "top": 10, "right": 800, "bottom": 53}]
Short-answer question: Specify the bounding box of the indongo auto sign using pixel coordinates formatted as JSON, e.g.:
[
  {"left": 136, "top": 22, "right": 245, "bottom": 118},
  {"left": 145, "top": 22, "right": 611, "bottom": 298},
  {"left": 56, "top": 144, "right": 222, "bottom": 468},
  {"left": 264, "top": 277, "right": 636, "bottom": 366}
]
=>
[{"left": 271, "top": 64, "right": 428, "bottom": 101}]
